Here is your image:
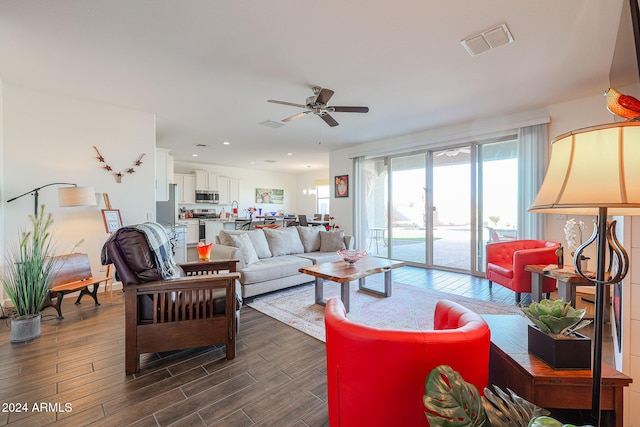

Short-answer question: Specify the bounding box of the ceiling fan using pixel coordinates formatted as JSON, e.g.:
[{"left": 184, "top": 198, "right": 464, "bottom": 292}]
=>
[{"left": 268, "top": 86, "right": 369, "bottom": 127}]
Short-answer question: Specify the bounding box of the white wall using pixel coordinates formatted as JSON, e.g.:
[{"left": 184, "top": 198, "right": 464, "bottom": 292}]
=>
[{"left": 2, "top": 85, "right": 156, "bottom": 298}]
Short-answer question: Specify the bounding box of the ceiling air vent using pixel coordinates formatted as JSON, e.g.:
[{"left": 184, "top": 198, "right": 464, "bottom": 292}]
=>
[
  {"left": 461, "top": 23, "right": 514, "bottom": 56},
  {"left": 259, "top": 120, "right": 285, "bottom": 129}
]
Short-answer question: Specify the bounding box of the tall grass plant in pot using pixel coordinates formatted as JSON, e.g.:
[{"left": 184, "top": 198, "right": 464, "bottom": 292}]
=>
[{"left": 2, "top": 206, "right": 59, "bottom": 343}]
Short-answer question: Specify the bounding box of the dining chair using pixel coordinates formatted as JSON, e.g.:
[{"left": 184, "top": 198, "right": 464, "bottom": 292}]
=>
[{"left": 298, "top": 214, "right": 309, "bottom": 226}]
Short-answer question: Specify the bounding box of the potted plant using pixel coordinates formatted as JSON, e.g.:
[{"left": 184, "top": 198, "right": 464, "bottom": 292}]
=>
[
  {"left": 563, "top": 218, "right": 590, "bottom": 270},
  {"left": 423, "top": 365, "right": 590, "bottom": 426},
  {"left": 521, "top": 299, "right": 592, "bottom": 369},
  {"left": 2, "top": 206, "right": 59, "bottom": 343}
]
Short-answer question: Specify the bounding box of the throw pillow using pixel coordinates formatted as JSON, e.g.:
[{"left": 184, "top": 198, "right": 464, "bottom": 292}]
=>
[
  {"left": 228, "top": 233, "right": 259, "bottom": 265},
  {"left": 320, "top": 230, "right": 346, "bottom": 252},
  {"left": 218, "top": 230, "right": 271, "bottom": 258},
  {"left": 263, "top": 227, "right": 305, "bottom": 256},
  {"left": 297, "top": 226, "right": 322, "bottom": 252},
  {"left": 246, "top": 230, "right": 272, "bottom": 259}
]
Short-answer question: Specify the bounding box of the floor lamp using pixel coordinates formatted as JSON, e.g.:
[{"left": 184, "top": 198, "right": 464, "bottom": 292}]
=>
[
  {"left": 529, "top": 122, "right": 640, "bottom": 426},
  {"left": 6, "top": 183, "right": 96, "bottom": 217}
]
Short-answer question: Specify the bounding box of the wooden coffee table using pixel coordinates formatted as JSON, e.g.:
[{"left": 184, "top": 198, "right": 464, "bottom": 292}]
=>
[{"left": 299, "top": 257, "right": 405, "bottom": 312}]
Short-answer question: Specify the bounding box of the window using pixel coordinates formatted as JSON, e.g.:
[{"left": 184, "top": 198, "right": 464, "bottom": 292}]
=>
[{"left": 317, "top": 185, "right": 330, "bottom": 214}]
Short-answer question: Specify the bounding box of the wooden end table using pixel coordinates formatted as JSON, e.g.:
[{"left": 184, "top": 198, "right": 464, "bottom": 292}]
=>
[
  {"left": 525, "top": 264, "right": 610, "bottom": 322},
  {"left": 483, "top": 314, "right": 631, "bottom": 427},
  {"left": 299, "top": 257, "right": 405, "bottom": 312}
]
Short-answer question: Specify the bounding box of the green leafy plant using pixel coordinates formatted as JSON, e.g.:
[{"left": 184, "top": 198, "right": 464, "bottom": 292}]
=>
[
  {"left": 423, "top": 365, "right": 590, "bottom": 427},
  {"left": 2, "top": 206, "right": 60, "bottom": 319},
  {"left": 521, "top": 299, "right": 591, "bottom": 335}
]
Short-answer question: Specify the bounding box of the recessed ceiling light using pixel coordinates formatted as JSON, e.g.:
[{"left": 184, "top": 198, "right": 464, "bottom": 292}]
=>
[
  {"left": 250, "top": 161, "right": 255, "bottom": 165},
  {"left": 223, "top": 141, "right": 230, "bottom": 145},
  {"left": 287, "top": 152, "right": 293, "bottom": 156},
  {"left": 192, "top": 154, "right": 198, "bottom": 157}
]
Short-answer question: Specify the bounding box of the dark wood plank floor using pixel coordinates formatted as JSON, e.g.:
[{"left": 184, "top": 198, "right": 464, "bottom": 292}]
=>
[{"left": 0, "top": 267, "right": 613, "bottom": 426}]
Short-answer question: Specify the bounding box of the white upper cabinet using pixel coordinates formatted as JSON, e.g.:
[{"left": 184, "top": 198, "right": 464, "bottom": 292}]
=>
[
  {"left": 195, "top": 170, "right": 219, "bottom": 191},
  {"left": 174, "top": 173, "right": 196, "bottom": 204}
]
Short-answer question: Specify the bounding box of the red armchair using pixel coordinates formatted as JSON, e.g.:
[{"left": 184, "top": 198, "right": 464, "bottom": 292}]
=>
[
  {"left": 324, "top": 297, "right": 490, "bottom": 427},
  {"left": 485, "top": 239, "right": 559, "bottom": 303}
]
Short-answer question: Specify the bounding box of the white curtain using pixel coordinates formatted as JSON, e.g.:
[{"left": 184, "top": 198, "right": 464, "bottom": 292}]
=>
[{"left": 517, "top": 123, "right": 548, "bottom": 239}]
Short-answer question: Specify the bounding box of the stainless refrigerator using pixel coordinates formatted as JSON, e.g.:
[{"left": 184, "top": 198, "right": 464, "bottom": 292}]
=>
[{"left": 156, "top": 183, "right": 179, "bottom": 225}]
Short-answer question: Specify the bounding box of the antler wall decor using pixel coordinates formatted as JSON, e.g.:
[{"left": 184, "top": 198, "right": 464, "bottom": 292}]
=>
[{"left": 93, "top": 146, "right": 146, "bottom": 183}]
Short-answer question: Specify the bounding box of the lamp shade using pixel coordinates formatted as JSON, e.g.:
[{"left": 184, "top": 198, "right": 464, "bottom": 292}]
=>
[
  {"left": 58, "top": 186, "right": 97, "bottom": 208},
  {"left": 529, "top": 122, "right": 640, "bottom": 215}
]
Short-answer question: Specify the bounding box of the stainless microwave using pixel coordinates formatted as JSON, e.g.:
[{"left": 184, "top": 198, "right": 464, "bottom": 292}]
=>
[{"left": 195, "top": 190, "right": 219, "bottom": 204}]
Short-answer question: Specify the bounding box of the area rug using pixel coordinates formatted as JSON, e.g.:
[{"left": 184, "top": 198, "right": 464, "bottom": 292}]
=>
[{"left": 246, "top": 281, "right": 522, "bottom": 342}]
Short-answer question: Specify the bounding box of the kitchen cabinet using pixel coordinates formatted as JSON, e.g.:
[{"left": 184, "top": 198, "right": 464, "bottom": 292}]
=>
[
  {"left": 218, "top": 176, "right": 240, "bottom": 205},
  {"left": 155, "top": 148, "right": 174, "bottom": 201},
  {"left": 174, "top": 173, "right": 196, "bottom": 204},
  {"left": 172, "top": 225, "right": 187, "bottom": 263},
  {"left": 205, "top": 220, "right": 225, "bottom": 244},
  {"left": 195, "top": 170, "right": 219, "bottom": 191},
  {"left": 179, "top": 219, "right": 200, "bottom": 245}
]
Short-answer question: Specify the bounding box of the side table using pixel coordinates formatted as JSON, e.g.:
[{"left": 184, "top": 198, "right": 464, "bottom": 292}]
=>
[
  {"left": 525, "top": 264, "right": 610, "bottom": 322},
  {"left": 483, "top": 314, "right": 631, "bottom": 427}
]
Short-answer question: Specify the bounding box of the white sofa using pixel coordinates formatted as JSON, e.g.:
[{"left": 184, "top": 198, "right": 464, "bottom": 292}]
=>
[{"left": 210, "top": 226, "right": 353, "bottom": 298}]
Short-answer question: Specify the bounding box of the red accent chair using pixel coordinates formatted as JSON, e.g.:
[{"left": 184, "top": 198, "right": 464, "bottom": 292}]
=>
[
  {"left": 324, "top": 297, "right": 490, "bottom": 427},
  {"left": 485, "top": 239, "right": 559, "bottom": 303}
]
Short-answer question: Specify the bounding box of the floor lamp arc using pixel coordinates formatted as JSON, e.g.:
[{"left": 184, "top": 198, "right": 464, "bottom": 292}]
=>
[
  {"left": 529, "top": 122, "right": 640, "bottom": 426},
  {"left": 6, "top": 183, "right": 96, "bottom": 217}
]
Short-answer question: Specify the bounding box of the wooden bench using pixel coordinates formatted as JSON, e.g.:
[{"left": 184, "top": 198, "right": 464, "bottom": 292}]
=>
[{"left": 41, "top": 253, "right": 113, "bottom": 319}]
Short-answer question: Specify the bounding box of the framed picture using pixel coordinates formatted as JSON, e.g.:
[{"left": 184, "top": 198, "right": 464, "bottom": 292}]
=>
[
  {"left": 335, "top": 175, "right": 349, "bottom": 198},
  {"left": 255, "top": 188, "right": 284, "bottom": 204},
  {"left": 101, "top": 209, "right": 123, "bottom": 233}
]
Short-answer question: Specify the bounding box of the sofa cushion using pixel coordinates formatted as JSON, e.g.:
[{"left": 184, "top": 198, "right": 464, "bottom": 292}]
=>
[
  {"left": 240, "top": 255, "right": 312, "bottom": 285},
  {"left": 228, "top": 233, "right": 259, "bottom": 265},
  {"left": 320, "top": 230, "right": 346, "bottom": 252},
  {"left": 219, "top": 229, "right": 272, "bottom": 259},
  {"left": 297, "top": 225, "right": 322, "bottom": 252},
  {"left": 263, "top": 227, "right": 304, "bottom": 256},
  {"left": 296, "top": 251, "right": 342, "bottom": 265}
]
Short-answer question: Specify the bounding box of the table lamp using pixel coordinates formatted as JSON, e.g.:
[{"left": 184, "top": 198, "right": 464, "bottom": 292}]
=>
[{"left": 529, "top": 122, "right": 640, "bottom": 426}]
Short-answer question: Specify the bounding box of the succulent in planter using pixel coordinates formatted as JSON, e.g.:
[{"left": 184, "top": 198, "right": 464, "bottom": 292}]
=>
[{"left": 520, "top": 299, "right": 591, "bottom": 336}]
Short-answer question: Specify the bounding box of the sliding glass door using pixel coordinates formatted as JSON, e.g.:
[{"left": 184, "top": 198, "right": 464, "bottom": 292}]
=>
[
  {"left": 431, "top": 147, "right": 471, "bottom": 270},
  {"left": 356, "top": 137, "right": 519, "bottom": 276}
]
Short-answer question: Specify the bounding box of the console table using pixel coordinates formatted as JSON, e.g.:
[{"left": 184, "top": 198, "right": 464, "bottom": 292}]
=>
[{"left": 483, "top": 315, "right": 631, "bottom": 427}]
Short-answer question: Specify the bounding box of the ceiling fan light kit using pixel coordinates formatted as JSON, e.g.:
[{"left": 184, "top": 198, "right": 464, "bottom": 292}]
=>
[{"left": 268, "top": 86, "right": 369, "bottom": 127}]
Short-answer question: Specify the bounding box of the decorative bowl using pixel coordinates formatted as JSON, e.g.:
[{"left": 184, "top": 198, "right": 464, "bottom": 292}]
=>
[
  {"left": 337, "top": 249, "right": 368, "bottom": 265},
  {"left": 270, "top": 211, "right": 277, "bottom": 216}
]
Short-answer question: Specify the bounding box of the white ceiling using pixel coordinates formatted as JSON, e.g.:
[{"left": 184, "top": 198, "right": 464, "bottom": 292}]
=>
[{"left": 0, "top": 0, "right": 624, "bottom": 173}]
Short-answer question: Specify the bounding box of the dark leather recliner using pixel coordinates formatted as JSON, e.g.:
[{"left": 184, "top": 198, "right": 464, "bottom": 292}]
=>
[{"left": 102, "top": 227, "right": 241, "bottom": 375}]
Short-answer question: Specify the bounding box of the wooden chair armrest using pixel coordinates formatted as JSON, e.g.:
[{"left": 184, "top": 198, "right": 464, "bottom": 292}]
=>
[{"left": 128, "top": 273, "right": 240, "bottom": 294}]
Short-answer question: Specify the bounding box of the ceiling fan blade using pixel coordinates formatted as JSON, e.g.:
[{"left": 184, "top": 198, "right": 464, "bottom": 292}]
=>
[
  {"left": 320, "top": 113, "right": 339, "bottom": 127},
  {"left": 282, "top": 111, "right": 311, "bottom": 122},
  {"left": 316, "top": 88, "right": 335, "bottom": 105},
  {"left": 330, "top": 106, "right": 369, "bottom": 113},
  {"left": 268, "top": 99, "right": 308, "bottom": 109}
]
